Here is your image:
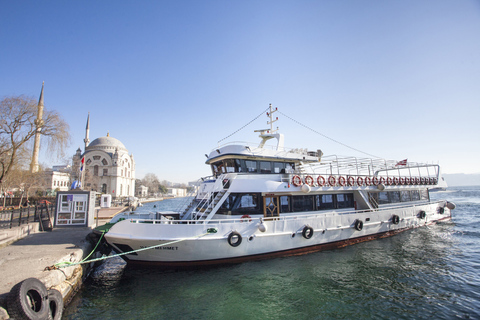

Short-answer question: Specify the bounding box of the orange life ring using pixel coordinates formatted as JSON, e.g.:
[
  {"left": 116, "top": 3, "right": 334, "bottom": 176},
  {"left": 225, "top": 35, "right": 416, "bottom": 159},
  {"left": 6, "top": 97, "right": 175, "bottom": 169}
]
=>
[
  {"left": 328, "top": 176, "right": 336, "bottom": 186},
  {"left": 240, "top": 215, "right": 252, "bottom": 222},
  {"left": 305, "top": 175, "right": 314, "bottom": 186},
  {"left": 292, "top": 175, "right": 302, "bottom": 187},
  {"left": 364, "top": 177, "right": 372, "bottom": 186},
  {"left": 317, "top": 175, "right": 326, "bottom": 187},
  {"left": 357, "top": 177, "right": 364, "bottom": 186},
  {"left": 338, "top": 176, "right": 346, "bottom": 186},
  {"left": 347, "top": 176, "right": 355, "bottom": 186}
]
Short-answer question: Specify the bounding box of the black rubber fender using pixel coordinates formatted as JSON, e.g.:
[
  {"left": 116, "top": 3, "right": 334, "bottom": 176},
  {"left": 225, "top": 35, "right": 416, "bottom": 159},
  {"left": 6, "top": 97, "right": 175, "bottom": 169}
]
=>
[
  {"left": 418, "top": 210, "right": 426, "bottom": 219},
  {"left": 392, "top": 215, "right": 400, "bottom": 225},
  {"left": 228, "top": 231, "right": 242, "bottom": 247},
  {"left": 354, "top": 219, "right": 364, "bottom": 231},
  {"left": 7, "top": 277, "right": 49, "bottom": 320},
  {"left": 302, "top": 226, "right": 314, "bottom": 239},
  {"left": 47, "top": 289, "right": 64, "bottom": 320}
]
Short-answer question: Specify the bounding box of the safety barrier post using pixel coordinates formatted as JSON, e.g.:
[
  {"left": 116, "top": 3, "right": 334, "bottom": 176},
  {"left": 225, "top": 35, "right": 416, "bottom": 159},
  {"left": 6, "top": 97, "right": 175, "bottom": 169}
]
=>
[{"left": 18, "top": 207, "right": 22, "bottom": 226}]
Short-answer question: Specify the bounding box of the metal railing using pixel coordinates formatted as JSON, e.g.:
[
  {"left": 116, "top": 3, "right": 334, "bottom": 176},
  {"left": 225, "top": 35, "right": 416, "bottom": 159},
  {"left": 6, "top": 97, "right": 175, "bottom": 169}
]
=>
[{"left": 0, "top": 202, "right": 56, "bottom": 230}]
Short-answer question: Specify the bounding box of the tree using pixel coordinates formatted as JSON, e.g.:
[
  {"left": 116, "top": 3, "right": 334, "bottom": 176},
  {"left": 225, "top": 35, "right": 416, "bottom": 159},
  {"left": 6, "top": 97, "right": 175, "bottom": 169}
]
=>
[{"left": 0, "top": 95, "right": 70, "bottom": 188}]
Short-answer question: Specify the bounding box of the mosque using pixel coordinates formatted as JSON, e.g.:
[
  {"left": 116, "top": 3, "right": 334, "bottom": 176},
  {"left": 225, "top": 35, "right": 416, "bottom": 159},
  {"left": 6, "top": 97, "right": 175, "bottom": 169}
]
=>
[{"left": 71, "top": 114, "right": 136, "bottom": 198}]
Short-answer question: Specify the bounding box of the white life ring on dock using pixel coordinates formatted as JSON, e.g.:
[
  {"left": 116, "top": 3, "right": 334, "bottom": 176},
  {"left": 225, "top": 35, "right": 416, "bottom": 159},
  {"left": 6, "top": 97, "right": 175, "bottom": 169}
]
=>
[
  {"left": 317, "top": 175, "right": 326, "bottom": 187},
  {"left": 292, "top": 175, "right": 302, "bottom": 187}
]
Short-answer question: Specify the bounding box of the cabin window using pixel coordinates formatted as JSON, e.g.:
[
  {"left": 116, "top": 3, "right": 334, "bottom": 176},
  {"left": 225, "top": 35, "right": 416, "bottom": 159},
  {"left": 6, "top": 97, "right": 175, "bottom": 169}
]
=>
[
  {"left": 279, "top": 196, "right": 290, "bottom": 213},
  {"left": 235, "top": 159, "right": 243, "bottom": 172},
  {"left": 260, "top": 161, "right": 272, "bottom": 174},
  {"left": 420, "top": 189, "right": 429, "bottom": 200},
  {"left": 246, "top": 161, "right": 257, "bottom": 173},
  {"left": 220, "top": 193, "right": 262, "bottom": 215},
  {"left": 224, "top": 159, "right": 236, "bottom": 173},
  {"left": 400, "top": 191, "right": 411, "bottom": 202},
  {"left": 377, "top": 192, "right": 389, "bottom": 204},
  {"left": 336, "top": 193, "right": 354, "bottom": 209},
  {"left": 292, "top": 195, "right": 314, "bottom": 212},
  {"left": 316, "top": 194, "right": 334, "bottom": 210},
  {"left": 390, "top": 191, "right": 401, "bottom": 203},
  {"left": 273, "top": 162, "right": 285, "bottom": 173},
  {"left": 411, "top": 190, "right": 420, "bottom": 201}
]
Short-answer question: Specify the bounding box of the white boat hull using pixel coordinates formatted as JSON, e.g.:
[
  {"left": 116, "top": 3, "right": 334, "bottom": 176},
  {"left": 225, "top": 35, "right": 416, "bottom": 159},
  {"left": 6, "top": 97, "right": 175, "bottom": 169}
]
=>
[{"left": 104, "top": 201, "right": 451, "bottom": 267}]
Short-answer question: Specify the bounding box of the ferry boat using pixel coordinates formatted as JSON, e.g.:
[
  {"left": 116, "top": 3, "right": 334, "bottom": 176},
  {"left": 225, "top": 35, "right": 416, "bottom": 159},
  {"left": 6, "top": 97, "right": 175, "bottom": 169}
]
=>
[{"left": 103, "top": 105, "right": 455, "bottom": 267}]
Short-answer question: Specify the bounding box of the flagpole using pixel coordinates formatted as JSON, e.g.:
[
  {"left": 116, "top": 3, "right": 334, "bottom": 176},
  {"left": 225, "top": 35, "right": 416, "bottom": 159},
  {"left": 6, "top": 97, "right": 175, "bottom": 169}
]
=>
[{"left": 80, "top": 156, "right": 85, "bottom": 190}]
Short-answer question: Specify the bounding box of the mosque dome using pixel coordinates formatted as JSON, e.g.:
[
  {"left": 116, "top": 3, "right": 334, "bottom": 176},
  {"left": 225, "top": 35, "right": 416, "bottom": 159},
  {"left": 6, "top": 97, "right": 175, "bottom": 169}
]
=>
[{"left": 86, "top": 134, "right": 127, "bottom": 152}]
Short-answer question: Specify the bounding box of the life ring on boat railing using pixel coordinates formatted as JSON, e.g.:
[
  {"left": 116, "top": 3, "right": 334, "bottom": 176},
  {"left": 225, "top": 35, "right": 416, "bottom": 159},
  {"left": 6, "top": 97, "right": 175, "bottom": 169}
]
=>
[
  {"left": 405, "top": 177, "right": 410, "bottom": 185},
  {"left": 415, "top": 177, "right": 420, "bottom": 185},
  {"left": 304, "top": 175, "right": 314, "bottom": 187},
  {"left": 399, "top": 177, "right": 406, "bottom": 185},
  {"left": 418, "top": 210, "right": 426, "bottom": 219},
  {"left": 228, "top": 231, "right": 242, "bottom": 247},
  {"left": 372, "top": 176, "right": 379, "bottom": 186},
  {"left": 240, "top": 215, "right": 252, "bottom": 222},
  {"left": 386, "top": 177, "right": 393, "bottom": 185},
  {"left": 302, "top": 226, "right": 314, "bottom": 239},
  {"left": 420, "top": 177, "right": 426, "bottom": 185},
  {"left": 317, "top": 175, "right": 326, "bottom": 187},
  {"left": 292, "top": 175, "right": 302, "bottom": 187},
  {"left": 393, "top": 177, "right": 399, "bottom": 185},
  {"left": 428, "top": 177, "right": 434, "bottom": 185},
  {"left": 432, "top": 178, "right": 438, "bottom": 185},
  {"left": 379, "top": 177, "right": 386, "bottom": 185},
  {"left": 354, "top": 219, "right": 364, "bottom": 231},
  {"left": 338, "top": 176, "right": 346, "bottom": 186},
  {"left": 328, "top": 176, "right": 336, "bottom": 186},
  {"left": 364, "top": 177, "right": 372, "bottom": 186},
  {"left": 357, "top": 176, "right": 364, "bottom": 186},
  {"left": 391, "top": 214, "right": 400, "bottom": 225},
  {"left": 347, "top": 176, "right": 355, "bottom": 186}
]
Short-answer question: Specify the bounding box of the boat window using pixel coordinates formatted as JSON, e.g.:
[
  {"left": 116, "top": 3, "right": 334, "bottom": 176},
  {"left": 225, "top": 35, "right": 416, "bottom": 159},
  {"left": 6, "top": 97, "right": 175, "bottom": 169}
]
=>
[
  {"left": 224, "top": 159, "right": 236, "bottom": 173},
  {"left": 337, "top": 193, "right": 354, "bottom": 209},
  {"left": 420, "top": 189, "right": 429, "bottom": 200},
  {"left": 285, "top": 163, "right": 295, "bottom": 173},
  {"left": 411, "top": 190, "right": 420, "bottom": 201},
  {"left": 221, "top": 193, "right": 262, "bottom": 215},
  {"left": 245, "top": 160, "right": 257, "bottom": 173},
  {"left": 292, "top": 195, "right": 314, "bottom": 212},
  {"left": 235, "top": 159, "right": 243, "bottom": 172},
  {"left": 273, "top": 162, "right": 285, "bottom": 173},
  {"left": 378, "top": 192, "right": 389, "bottom": 204},
  {"left": 260, "top": 161, "right": 272, "bottom": 174},
  {"left": 400, "top": 191, "right": 411, "bottom": 202},
  {"left": 279, "top": 196, "right": 290, "bottom": 213},
  {"left": 316, "top": 194, "right": 334, "bottom": 210},
  {"left": 390, "top": 192, "right": 401, "bottom": 203}
]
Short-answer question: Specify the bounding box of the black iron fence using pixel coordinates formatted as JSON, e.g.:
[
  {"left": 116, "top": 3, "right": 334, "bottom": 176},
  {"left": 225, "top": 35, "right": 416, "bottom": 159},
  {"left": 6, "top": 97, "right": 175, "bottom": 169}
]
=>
[{"left": 0, "top": 202, "right": 56, "bottom": 230}]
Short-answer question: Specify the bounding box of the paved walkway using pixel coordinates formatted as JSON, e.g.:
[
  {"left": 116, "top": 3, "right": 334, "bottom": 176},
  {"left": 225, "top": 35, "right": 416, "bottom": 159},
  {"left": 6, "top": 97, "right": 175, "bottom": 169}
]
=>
[{"left": 0, "top": 206, "right": 127, "bottom": 309}]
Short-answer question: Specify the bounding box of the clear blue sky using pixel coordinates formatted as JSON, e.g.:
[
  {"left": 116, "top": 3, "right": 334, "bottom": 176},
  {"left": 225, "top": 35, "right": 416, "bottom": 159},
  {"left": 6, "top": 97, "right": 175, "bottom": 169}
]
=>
[{"left": 1, "top": 0, "right": 479, "bottom": 183}]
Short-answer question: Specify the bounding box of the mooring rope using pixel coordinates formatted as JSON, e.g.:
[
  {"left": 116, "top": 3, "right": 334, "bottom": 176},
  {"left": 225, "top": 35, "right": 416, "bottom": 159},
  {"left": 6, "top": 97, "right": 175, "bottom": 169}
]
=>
[{"left": 49, "top": 231, "right": 211, "bottom": 269}]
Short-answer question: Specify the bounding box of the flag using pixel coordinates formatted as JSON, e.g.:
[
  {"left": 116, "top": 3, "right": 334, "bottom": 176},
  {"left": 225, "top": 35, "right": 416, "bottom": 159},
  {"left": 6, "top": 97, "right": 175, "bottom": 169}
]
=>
[
  {"left": 80, "top": 157, "right": 85, "bottom": 171},
  {"left": 396, "top": 159, "right": 407, "bottom": 166}
]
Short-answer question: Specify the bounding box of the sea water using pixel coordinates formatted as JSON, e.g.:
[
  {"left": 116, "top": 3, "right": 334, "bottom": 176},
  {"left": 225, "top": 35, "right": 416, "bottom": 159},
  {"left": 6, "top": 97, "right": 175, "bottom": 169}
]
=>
[{"left": 63, "top": 186, "right": 480, "bottom": 319}]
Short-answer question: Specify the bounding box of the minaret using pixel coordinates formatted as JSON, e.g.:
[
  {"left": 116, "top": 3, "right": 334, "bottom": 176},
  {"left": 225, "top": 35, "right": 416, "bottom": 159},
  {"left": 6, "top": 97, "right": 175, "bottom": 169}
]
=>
[
  {"left": 30, "top": 82, "right": 45, "bottom": 173},
  {"left": 84, "top": 112, "right": 90, "bottom": 150}
]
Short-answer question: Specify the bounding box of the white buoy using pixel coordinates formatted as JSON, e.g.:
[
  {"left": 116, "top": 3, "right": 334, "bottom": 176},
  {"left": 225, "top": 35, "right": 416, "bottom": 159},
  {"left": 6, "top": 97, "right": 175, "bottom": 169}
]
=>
[{"left": 301, "top": 184, "right": 311, "bottom": 193}]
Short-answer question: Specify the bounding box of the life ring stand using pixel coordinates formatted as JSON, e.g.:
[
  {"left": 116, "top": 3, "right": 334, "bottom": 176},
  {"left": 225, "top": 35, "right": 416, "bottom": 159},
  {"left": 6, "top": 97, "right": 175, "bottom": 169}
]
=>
[
  {"left": 354, "top": 219, "right": 364, "bottom": 231},
  {"left": 302, "top": 226, "right": 314, "bottom": 239},
  {"left": 240, "top": 215, "right": 252, "bottom": 222},
  {"left": 228, "top": 231, "right": 242, "bottom": 247},
  {"left": 304, "top": 175, "right": 314, "bottom": 187},
  {"left": 328, "top": 176, "right": 336, "bottom": 187},
  {"left": 292, "top": 175, "right": 302, "bottom": 187},
  {"left": 391, "top": 215, "right": 400, "bottom": 225},
  {"left": 317, "top": 175, "right": 326, "bottom": 187}
]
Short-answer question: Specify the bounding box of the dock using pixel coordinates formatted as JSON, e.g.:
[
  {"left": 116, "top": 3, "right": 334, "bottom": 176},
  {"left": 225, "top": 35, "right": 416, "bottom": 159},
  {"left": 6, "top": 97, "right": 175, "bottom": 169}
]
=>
[{"left": 0, "top": 205, "right": 127, "bottom": 319}]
